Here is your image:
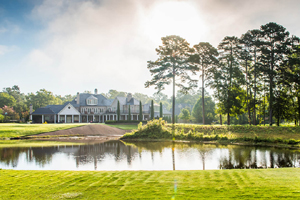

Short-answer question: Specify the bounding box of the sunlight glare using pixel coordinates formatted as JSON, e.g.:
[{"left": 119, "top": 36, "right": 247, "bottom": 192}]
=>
[{"left": 141, "top": 1, "right": 207, "bottom": 44}]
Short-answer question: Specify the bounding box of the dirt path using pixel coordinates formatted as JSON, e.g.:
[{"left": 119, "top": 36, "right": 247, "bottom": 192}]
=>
[{"left": 36, "top": 124, "right": 126, "bottom": 137}]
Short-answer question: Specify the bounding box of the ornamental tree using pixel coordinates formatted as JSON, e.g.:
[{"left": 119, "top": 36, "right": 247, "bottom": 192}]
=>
[
  {"left": 117, "top": 101, "right": 120, "bottom": 121},
  {"left": 139, "top": 101, "right": 143, "bottom": 121}
]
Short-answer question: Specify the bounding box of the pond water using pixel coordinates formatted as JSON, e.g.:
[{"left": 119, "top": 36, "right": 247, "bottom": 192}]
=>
[{"left": 0, "top": 140, "right": 299, "bottom": 171}]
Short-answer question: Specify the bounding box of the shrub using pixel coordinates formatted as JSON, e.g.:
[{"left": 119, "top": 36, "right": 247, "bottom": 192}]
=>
[{"left": 121, "top": 119, "right": 172, "bottom": 139}]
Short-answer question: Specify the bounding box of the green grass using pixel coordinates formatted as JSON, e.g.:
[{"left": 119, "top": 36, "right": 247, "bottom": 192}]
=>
[
  {"left": 105, "top": 124, "right": 138, "bottom": 130},
  {"left": 0, "top": 168, "right": 299, "bottom": 199},
  {"left": 122, "top": 120, "right": 300, "bottom": 147},
  {"left": 0, "top": 140, "right": 84, "bottom": 148},
  {"left": 0, "top": 123, "right": 87, "bottom": 139},
  {"left": 169, "top": 124, "right": 300, "bottom": 140}
]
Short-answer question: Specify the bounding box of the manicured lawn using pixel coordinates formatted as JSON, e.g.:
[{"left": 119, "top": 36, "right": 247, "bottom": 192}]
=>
[
  {"left": 0, "top": 140, "right": 84, "bottom": 148},
  {"left": 105, "top": 124, "right": 138, "bottom": 130},
  {"left": 0, "top": 168, "right": 299, "bottom": 199},
  {"left": 0, "top": 123, "right": 86, "bottom": 139}
]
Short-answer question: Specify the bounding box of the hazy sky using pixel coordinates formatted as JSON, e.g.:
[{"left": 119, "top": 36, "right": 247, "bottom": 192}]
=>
[{"left": 1, "top": 0, "right": 300, "bottom": 97}]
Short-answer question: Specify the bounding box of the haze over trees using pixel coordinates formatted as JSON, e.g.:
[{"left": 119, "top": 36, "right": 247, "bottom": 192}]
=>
[
  {"left": 1, "top": 22, "right": 299, "bottom": 126},
  {"left": 144, "top": 22, "right": 300, "bottom": 126}
]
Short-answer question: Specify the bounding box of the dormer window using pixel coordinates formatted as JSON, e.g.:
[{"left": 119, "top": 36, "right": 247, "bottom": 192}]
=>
[{"left": 86, "top": 95, "right": 98, "bottom": 105}]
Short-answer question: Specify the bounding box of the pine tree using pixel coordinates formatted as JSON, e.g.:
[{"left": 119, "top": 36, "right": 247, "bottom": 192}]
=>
[
  {"left": 259, "top": 22, "right": 291, "bottom": 126},
  {"left": 192, "top": 42, "right": 218, "bottom": 125},
  {"left": 145, "top": 35, "right": 198, "bottom": 125}
]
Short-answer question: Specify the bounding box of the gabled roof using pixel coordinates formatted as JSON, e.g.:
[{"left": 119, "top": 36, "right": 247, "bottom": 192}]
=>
[
  {"left": 127, "top": 97, "right": 139, "bottom": 105},
  {"left": 115, "top": 96, "right": 139, "bottom": 106},
  {"left": 45, "top": 105, "right": 65, "bottom": 113},
  {"left": 70, "top": 93, "right": 111, "bottom": 106},
  {"left": 87, "top": 95, "right": 98, "bottom": 100}
]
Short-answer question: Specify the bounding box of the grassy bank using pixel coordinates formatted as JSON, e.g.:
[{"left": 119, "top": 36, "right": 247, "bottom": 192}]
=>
[
  {"left": 105, "top": 124, "right": 138, "bottom": 130},
  {"left": 0, "top": 168, "right": 299, "bottom": 199},
  {"left": 121, "top": 119, "right": 300, "bottom": 147},
  {"left": 0, "top": 140, "right": 84, "bottom": 148},
  {"left": 0, "top": 123, "right": 86, "bottom": 139}
]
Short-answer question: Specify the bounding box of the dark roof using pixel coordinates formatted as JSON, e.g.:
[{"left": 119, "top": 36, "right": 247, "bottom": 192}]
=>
[
  {"left": 32, "top": 108, "right": 55, "bottom": 115},
  {"left": 126, "top": 97, "right": 139, "bottom": 105},
  {"left": 45, "top": 105, "right": 65, "bottom": 113},
  {"left": 71, "top": 93, "right": 112, "bottom": 106}
]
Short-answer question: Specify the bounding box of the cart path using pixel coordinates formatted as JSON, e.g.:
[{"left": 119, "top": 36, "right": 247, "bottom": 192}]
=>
[{"left": 36, "top": 124, "right": 127, "bottom": 137}]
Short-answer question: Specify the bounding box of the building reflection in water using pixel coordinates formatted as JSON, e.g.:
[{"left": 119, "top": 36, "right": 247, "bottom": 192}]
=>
[{"left": 0, "top": 141, "right": 299, "bottom": 170}]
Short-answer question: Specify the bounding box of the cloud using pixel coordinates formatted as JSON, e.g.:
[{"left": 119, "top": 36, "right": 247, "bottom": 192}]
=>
[
  {"left": 0, "top": 45, "right": 18, "bottom": 55},
  {"left": 25, "top": 0, "right": 160, "bottom": 95},
  {"left": 23, "top": 0, "right": 300, "bottom": 96}
]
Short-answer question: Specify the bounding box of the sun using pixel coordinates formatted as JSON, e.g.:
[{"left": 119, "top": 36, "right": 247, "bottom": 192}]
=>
[{"left": 140, "top": 1, "right": 208, "bottom": 45}]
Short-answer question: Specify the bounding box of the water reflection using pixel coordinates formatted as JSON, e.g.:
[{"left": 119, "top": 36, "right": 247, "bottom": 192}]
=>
[{"left": 0, "top": 141, "right": 299, "bottom": 170}]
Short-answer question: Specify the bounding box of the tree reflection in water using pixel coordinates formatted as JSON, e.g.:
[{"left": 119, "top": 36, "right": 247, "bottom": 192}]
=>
[
  {"left": 218, "top": 146, "right": 300, "bottom": 169},
  {"left": 0, "top": 141, "right": 299, "bottom": 170}
]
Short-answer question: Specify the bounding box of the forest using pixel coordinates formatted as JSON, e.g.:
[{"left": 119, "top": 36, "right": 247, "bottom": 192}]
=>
[{"left": 145, "top": 22, "right": 300, "bottom": 126}]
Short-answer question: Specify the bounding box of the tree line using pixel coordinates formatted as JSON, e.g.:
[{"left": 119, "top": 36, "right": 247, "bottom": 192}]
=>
[
  {"left": 0, "top": 86, "right": 204, "bottom": 122},
  {"left": 146, "top": 22, "right": 300, "bottom": 126}
]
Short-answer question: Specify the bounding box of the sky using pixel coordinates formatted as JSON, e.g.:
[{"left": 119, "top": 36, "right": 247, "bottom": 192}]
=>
[{"left": 1, "top": 0, "right": 300, "bottom": 97}]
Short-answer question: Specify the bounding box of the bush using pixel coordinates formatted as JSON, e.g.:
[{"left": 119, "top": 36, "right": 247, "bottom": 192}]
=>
[{"left": 121, "top": 119, "right": 172, "bottom": 139}]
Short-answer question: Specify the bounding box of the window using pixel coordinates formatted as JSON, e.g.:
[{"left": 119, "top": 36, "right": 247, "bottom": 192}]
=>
[{"left": 86, "top": 96, "right": 98, "bottom": 105}]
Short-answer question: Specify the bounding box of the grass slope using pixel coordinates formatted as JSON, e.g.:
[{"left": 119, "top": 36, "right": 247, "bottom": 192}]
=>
[
  {"left": 0, "top": 124, "right": 86, "bottom": 139},
  {"left": 0, "top": 140, "right": 84, "bottom": 148},
  {"left": 105, "top": 124, "right": 138, "bottom": 130},
  {"left": 122, "top": 120, "right": 300, "bottom": 147},
  {"left": 0, "top": 168, "right": 299, "bottom": 199}
]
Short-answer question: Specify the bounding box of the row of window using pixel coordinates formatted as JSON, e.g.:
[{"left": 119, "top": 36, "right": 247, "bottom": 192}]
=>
[
  {"left": 86, "top": 99, "right": 98, "bottom": 105},
  {"left": 81, "top": 107, "right": 105, "bottom": 113}
]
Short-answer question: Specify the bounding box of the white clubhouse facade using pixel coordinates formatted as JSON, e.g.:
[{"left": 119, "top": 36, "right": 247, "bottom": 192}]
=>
[{"left": 31, "top": 89, "right": 171, "bottom": 123}]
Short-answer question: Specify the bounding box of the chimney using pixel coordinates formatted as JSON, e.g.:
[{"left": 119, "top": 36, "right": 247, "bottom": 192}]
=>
[
  {"left": 77, "top": 92, "right": 80, "bottom": 104},
  {"left": 95, "top": 88, "right": 98, "bottom": 94},
  {"left": 127, "top": 93, "right": 132, "bottom": 102}
]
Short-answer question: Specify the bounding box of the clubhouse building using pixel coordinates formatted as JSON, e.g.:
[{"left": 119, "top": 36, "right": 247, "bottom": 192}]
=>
[{"left": 31, "top": 89, "right": 171, "bottom": 123}]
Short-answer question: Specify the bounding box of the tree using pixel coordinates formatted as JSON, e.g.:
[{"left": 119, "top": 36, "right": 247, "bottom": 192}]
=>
[
  {"left": 209, "top": 36, "right": 245, "bottom": 125},
  {"left": 133, "top": 93, "right": 150, "bottom": 104},
  {"left": 1, "top": 105, "right": 19, "bottom": 121},
  {"left": 139, "top": 101, "right": 143, "bottom": 121},
  {"left": 0, "top": 92, "right": 16, "bottom": 108},
  {"left": 259, "top": 22, "right": 291, "bottom": 126},
  {"left": 0, "top": 108, "right": 4, "bottom": 122},
  {"left": 192, "top": 42, "right": 218, "bottom": 125},
  {"left": 240, "top": 29, "right": 262, "bottom": 125},
  {"left": 117, "top": 101, "right": 120, "bottom": 121},
  {"left": 179, "top": 108, "right": 190, "bottom": 120},
  {"left": 102, "top": 90, "right": 127, "bottom": 99},
  {"left": 151, "top": 100, "right": 154, "bottom": 120},
  {"left": 128, "top": 105, "right": 131, "bottom": 121},
  {"left": 277, "top": 37, "right": 300, "bottom": 125},
  {"left": 192, "top": 96, "right": 216, "bottom": 124},
  {"left": 26, "top": 89, "right": 62, "bottom": 109},
  {"left": 159, "top": 102, "right": 163, "bottom": 118},
  {"left": 145, "top": 35, "right": 198, "bottom": 125},
  {"left": 3, "top": 85, "right": 24, "bottom": 102}
]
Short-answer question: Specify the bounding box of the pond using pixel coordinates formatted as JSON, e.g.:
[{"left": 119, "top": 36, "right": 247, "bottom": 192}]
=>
[{"left": 0, "top": 140, "right": 299, "bottom": 170}]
